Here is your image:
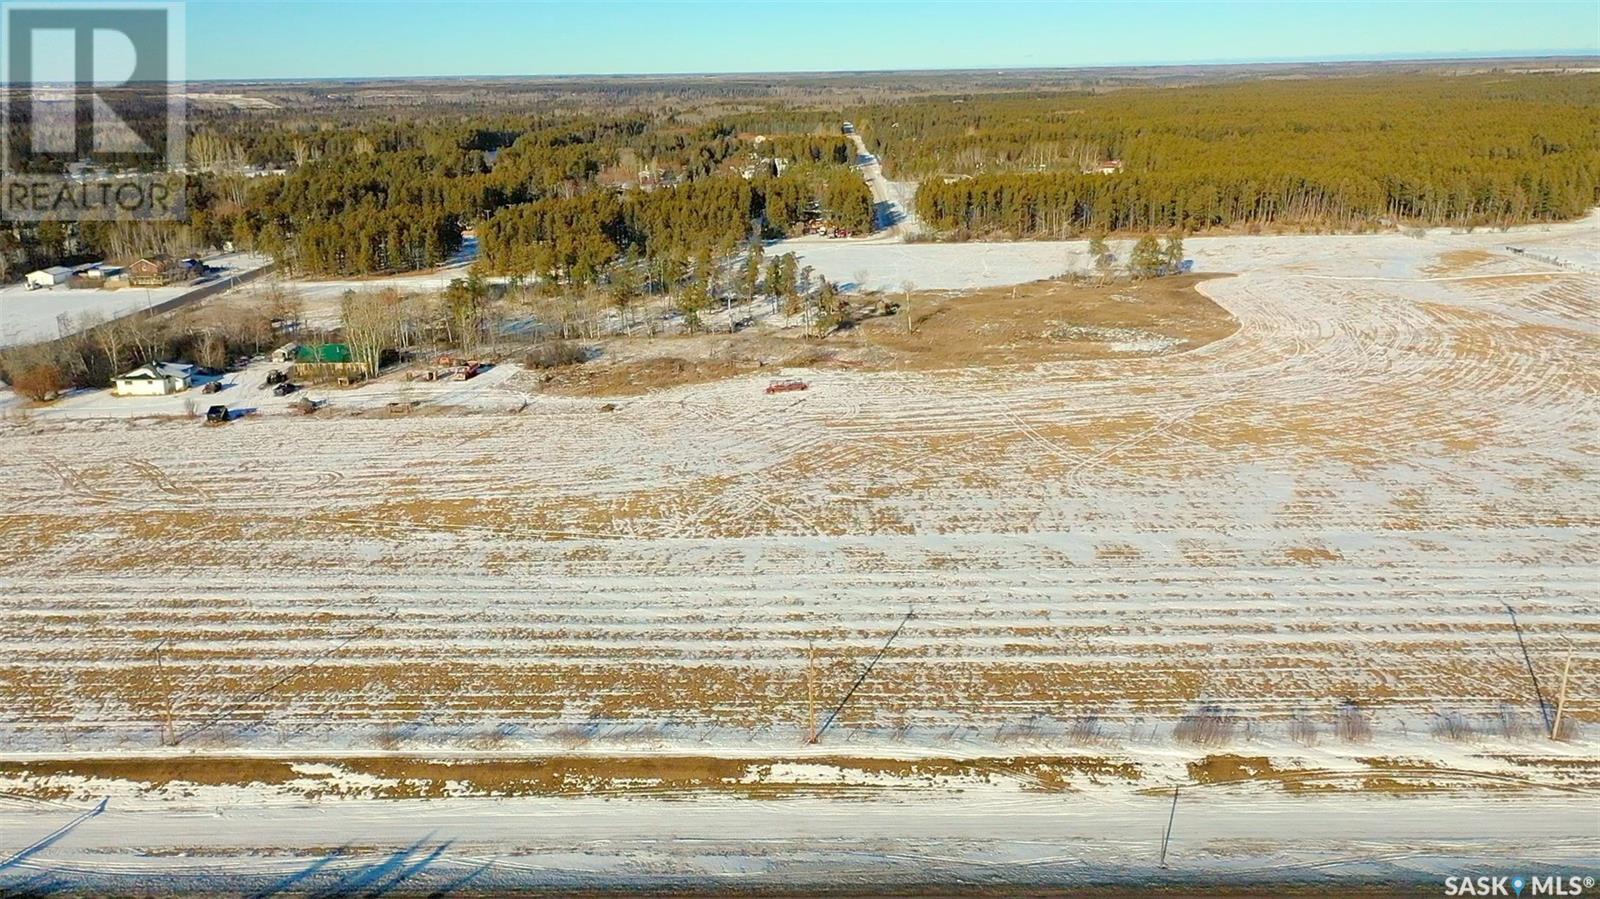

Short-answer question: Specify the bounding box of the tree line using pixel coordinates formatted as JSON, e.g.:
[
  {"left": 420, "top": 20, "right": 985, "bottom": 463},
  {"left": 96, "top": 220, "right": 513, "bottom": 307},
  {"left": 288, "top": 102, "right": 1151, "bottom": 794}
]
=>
[{"left": 848, "top": 74, "right": 1599, "bottom": 236}]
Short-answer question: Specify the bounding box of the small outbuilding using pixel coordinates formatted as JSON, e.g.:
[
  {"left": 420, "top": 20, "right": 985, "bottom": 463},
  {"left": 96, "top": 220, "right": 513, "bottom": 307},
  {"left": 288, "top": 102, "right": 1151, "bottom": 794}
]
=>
[
  {"left": 25, "top": 266, "right": 73, "bottom": 290},
  {"left": 270, "top": 342, "right": 301, "bottom": 363},
  {"left": 113, "top": 362, "right": 195, "bottom": 397},
  {"left": 293, "top": 342, "right": 367, "bottom": 384}
]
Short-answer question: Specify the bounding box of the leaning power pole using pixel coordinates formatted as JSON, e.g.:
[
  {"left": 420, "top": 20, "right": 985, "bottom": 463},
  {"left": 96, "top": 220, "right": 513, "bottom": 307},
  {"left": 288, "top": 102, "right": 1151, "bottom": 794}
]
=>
[
  {"left": 1503, "top": 603, "right": 1553, "bottom": 734},
  {"left": 154, "top": 639, "right": 175, "bottom": 747},
  {"left": 806, "top": 642, "right": 818, "bottom": 745},
  {"left": 1159, "top": 786, "right": 1179, "bottom": 867},
  {"left": 1551, "top": 647, "right": 1574, "bottom": 740}
]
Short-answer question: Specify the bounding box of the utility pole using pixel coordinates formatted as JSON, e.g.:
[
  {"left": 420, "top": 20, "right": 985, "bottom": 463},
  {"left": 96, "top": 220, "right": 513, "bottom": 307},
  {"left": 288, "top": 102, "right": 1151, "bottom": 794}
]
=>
[
  {"left": 1551, "top": 647, "right": 1574, "bottom": 740},
  {"left": 154, "top": 639, "right": 175, "bottom": 747},
  {"left": 1503, "top": 603, "right": 1553, "bottom": 734},
  {"left": 806, "top": 642, "right": 818, "bottom": 745},
  {"left": 1159, "top": 786, "right": 1179, "bottom": 867}
]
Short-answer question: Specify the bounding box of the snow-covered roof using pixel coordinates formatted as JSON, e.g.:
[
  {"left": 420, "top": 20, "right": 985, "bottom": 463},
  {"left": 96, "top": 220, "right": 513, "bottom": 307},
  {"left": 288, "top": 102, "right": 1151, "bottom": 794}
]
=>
[
  {"left": 29, "top": 266, "right": 73, "bottom": 277},
  {"left": 116, "top": 361, "right": 195, "bottom": 381}
]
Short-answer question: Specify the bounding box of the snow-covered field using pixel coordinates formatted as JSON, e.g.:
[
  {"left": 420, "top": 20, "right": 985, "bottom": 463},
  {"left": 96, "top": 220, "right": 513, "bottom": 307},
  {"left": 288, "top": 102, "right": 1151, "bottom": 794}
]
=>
[
  {"left": 0, "top": 253, "right": 273, "bottom": 347},
  {"left": 793, "top": 215, "right": 1600, "bottom": 291},
  {"left": 0, "top": 217, "right": 1595, "bottom": 891}
]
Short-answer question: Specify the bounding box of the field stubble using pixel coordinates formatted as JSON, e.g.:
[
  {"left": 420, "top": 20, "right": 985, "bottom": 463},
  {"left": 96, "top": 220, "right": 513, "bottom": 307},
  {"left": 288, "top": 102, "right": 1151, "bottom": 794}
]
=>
[{"left": 0, "top": 228, "right": 1595, "bottom": 797}]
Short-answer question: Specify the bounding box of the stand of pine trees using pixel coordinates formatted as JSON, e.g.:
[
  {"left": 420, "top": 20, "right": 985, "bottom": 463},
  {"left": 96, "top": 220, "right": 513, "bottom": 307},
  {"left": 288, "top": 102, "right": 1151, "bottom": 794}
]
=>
[
  {"left": 850, "top": 74, "right": 1600, "bottom": 236},
  {"left": 475, "top": 168, "right": 872, "bottom": 283}
]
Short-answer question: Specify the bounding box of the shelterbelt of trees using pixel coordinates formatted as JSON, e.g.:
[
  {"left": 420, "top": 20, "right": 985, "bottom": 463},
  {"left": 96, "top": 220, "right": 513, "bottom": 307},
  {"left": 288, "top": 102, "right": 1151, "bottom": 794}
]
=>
[{"left": 846, "top": 74, "right": 1599, "bottom": 237}]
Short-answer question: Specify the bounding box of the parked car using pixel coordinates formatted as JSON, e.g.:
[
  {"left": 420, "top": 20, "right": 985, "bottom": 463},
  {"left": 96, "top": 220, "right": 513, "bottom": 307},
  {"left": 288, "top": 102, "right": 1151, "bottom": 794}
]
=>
[
  {"left": 452, "top": 362, "right": 482, "bottom": 381},
  {"left": 273, "top": 382, "right": 297, "bottom": 396},
  {"left": 205, "top": 405, "right": 229, "bottom": 424},
  {"left": 264, "top": 369, "right": 289, "bottom": 386},
  {"left": 202, "top": 380, "right": 223, "bottom": 394}
]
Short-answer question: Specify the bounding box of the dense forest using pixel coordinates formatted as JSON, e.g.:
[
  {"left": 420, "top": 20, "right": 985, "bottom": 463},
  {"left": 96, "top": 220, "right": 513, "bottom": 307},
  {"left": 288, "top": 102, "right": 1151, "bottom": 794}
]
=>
[
  {"left": 845, "top": 75, "right": 1600, "bottom": 237},
  {"left": 0, "top": 110, "right": 870, "bottom": 281},
  {"left": 215, "top": 116, "right": 868, "bottom": 277},
  {"left": 3, "top": 72, "right": 1596, "bottom": 280}
]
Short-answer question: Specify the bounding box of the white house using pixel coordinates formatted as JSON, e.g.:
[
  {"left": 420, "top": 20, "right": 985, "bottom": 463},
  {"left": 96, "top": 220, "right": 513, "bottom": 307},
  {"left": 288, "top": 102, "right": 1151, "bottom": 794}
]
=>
[
  {"left": 113, "top": 362, "right": 196, "bottom": 397},
  {"left": 25, "top": 266, "right": 72, "bottom": 290}
]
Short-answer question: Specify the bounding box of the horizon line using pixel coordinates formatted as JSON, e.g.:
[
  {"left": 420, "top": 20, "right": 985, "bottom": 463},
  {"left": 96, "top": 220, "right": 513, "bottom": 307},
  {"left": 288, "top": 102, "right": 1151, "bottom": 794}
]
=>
[{"left": 180, "top": 50, "right": 1599, "bottom": 85}]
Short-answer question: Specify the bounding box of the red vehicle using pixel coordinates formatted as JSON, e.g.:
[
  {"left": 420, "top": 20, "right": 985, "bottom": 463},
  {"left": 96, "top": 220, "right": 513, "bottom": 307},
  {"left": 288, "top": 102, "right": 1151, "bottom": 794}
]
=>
[
  {"left": 765, "top": 379, "right": 809, "bottom": 395},
  {"left": 452, "top": 362, "right": 482, "bottom": 381}
]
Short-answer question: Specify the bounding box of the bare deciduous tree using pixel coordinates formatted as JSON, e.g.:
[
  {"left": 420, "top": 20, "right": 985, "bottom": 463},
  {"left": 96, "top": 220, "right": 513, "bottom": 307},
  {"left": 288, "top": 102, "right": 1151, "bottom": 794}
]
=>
[
  {"left": 899, "top": 279, "right": 917, "bottom": 334},
  {"left": 342, "top": 288, "right": 403, "bottom": 377}
]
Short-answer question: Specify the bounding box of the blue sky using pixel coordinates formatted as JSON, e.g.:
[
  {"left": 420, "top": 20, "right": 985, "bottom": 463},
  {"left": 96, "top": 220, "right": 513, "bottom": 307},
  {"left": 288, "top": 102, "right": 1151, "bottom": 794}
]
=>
[{"left": 185, "top": 0, "right": 1600, "bottom": 80}]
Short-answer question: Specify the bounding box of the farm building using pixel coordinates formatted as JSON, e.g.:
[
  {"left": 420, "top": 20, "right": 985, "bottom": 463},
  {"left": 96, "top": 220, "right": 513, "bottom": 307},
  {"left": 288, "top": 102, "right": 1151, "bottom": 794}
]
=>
[
  {"left": 127, "top": 255, "right": 199, "bottom": 288},
  {"left": 293, "top": 342, "right": 367, "bottom": 385},
  {"left": 297, "top": 343, "right": 353, "bottom": 364},
  {"left": 25, "top": 267, "right": 73, "bottom": 290},
  {"left": 270, "top": 342, "right": 301, "bottom": 363},
  {"left": 70, "top": 263, "right": 123, "bottom": 287},
  {"left": 112, "top": 362, "right": 195, "bottom": 397}
]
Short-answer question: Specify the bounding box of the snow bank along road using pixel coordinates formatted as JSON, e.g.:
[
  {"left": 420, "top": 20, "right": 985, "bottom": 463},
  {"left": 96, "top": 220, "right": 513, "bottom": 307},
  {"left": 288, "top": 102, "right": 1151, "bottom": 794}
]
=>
[{"left": 0, "top": 217, "right": 1595, "bottom": 890}]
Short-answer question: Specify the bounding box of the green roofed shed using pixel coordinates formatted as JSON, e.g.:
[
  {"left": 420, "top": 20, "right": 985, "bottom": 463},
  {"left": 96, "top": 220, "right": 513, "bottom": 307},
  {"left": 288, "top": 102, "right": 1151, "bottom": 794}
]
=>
[{"left": 297, "top": 343, "right": 353, "bottom": 364}]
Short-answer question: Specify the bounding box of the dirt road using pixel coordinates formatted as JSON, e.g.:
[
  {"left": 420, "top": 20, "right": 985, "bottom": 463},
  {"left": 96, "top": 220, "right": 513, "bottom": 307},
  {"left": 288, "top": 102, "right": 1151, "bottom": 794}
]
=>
[{"left": 849, "top": 130, "right": 921, "bottom": 239}]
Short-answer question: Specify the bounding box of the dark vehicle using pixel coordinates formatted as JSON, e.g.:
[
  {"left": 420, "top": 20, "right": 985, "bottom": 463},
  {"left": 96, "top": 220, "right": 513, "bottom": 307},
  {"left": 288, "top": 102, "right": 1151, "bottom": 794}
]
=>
[
  {"left": 204, "top": 405, "right": 229, "bottom": 424},
  {"left": 202, "top": 381, "right": 223, "bottom": 394},
  {"left": 273, "top": 382, "right": 297, "bottom": 396},
  {"left": 264, "top": 369, "right": 289, "bottom": 386}
]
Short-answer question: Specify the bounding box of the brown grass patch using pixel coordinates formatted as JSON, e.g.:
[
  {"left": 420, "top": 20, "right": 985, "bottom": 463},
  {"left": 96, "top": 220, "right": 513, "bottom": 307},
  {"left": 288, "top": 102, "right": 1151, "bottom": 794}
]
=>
[
  {"left": 854, "top": 274, "right": 1236, "bottom": 370},
  {"left": 1422, "top": 249, "right": 1498, "bottom": 276},
  {"left": 1282, "top": 546, "right": 1344, "bottom": 565},
  {"left": 1183, "top": 754, "right": 1535, "bottom": 795},
  {"left": 528, "top": 275, "right": 1237, "bottom": 397},
  {"left": 1187, "top": 754, "right": 1287, "bottom": 785},
  {"left": 0, "top": 753, "right": 1141, "bottom": 800},
  {"left": 539, "top": 354, "right": 760, "bottom": 397}
]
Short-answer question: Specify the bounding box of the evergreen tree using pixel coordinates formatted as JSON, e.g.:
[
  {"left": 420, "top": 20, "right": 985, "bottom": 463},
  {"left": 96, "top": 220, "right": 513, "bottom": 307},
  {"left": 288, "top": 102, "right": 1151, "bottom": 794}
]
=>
[
  {"left": 1129, "top": 235, "right": 1164, "bottom": 279},
  {"left": 1162, "top": 234, "right": 1184, "bottom": 272}
]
